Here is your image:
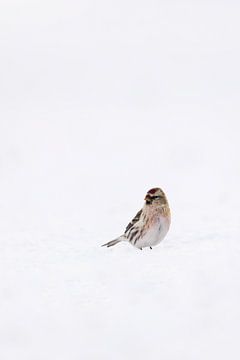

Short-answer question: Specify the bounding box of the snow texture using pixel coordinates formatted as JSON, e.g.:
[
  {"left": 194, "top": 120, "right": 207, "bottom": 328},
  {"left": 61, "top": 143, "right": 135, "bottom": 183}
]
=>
[{"left": 1, "top": 1, "right": 240, "bottom": 359}]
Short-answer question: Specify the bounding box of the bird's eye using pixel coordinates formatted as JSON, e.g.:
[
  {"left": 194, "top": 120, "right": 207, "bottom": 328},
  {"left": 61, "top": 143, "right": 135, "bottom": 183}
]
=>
[{"left": 152, "top": 195, "right": 161, "bottom": 199}]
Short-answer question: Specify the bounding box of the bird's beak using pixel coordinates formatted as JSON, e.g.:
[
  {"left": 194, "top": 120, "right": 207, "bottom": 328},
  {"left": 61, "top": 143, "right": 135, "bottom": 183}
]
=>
[{"left": 145, "top": 194, "right": 152, "bottom": 203}]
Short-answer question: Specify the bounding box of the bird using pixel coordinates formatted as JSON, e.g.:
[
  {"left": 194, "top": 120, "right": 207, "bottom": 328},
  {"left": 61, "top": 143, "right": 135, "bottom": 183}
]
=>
[{"left": 102, "top": 187, "right": 171, "bottom": 250}]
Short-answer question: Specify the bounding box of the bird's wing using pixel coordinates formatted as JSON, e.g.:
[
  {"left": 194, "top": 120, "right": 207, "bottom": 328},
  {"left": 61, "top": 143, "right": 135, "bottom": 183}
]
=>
[{"left": 124, "top": 209, "right": 142, "bottom": 234}]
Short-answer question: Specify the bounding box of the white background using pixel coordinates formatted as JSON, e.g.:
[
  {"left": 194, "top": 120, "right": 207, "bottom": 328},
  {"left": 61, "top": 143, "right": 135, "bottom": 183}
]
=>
[{"left": 1, "top": 1, "right": 240, "bottom": 359}]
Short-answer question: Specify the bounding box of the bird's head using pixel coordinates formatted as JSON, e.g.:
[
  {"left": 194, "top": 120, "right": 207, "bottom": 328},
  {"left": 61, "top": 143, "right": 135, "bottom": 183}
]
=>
[{"left": 144, "top": 187, "right": 167, "bottom": 206}]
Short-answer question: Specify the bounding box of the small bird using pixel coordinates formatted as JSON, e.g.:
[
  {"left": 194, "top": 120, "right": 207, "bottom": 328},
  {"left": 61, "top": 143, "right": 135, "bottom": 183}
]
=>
[{"left": 102, "top": 187, "right": 171, "bottom": 250}]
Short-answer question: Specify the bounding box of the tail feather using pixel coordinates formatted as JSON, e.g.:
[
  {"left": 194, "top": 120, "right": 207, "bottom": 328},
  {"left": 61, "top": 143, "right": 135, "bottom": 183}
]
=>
[{"left": 101, "top": 238, "right": 122, "bottom": 248}]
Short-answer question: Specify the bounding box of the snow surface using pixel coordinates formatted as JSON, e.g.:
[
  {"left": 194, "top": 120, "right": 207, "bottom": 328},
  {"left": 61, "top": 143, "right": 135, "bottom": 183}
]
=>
[{"left": 1, "top": 1, "right": 240, "bottom": 359}]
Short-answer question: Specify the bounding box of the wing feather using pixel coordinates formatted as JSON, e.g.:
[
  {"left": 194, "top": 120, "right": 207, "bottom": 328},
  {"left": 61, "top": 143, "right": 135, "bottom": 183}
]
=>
[{"left": 124, "top": 209, "right": 142, "bottom": 234}]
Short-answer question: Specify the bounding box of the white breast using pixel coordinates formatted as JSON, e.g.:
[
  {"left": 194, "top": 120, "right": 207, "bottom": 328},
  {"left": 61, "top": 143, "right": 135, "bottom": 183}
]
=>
[{"left": 134, "top": 216, "right": 170, "bottom": 249}]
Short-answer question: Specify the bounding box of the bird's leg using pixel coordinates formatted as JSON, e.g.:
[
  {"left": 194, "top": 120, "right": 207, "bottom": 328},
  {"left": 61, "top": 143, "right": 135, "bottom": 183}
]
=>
[
  {"left": 150, "top": 247, "right": 152, "bottom": 250},
  {"left": 139, "top": 248, "right": 142, "bottom": 250}
]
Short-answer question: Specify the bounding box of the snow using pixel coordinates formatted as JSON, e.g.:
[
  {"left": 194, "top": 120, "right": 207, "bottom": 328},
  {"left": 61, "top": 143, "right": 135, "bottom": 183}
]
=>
[{"left": 1, "top": 1, "right": 240, "bottom": 359}]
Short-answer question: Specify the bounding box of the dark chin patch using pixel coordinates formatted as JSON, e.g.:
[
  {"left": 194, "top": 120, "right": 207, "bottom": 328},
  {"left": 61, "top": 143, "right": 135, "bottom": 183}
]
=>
[{"left": 146, "top": 200, "right": 152, "bottom": 205}]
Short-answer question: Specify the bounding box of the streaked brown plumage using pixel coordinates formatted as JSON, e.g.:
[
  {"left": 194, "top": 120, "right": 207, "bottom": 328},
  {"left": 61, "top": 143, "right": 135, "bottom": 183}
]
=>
[{"left": 102, "top": 187, "right": 171, "bottom": 250}]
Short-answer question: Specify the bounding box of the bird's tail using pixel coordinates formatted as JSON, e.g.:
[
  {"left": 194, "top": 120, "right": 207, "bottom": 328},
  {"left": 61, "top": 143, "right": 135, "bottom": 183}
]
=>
[{"left": 101, "top": 237, "right": 123, "bottom": 248}]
